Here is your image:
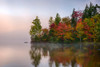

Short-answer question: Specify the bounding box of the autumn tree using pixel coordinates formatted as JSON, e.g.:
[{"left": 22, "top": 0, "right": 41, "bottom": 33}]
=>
[
  {"left": 62, "top": 17, "right": 71, "bottom": 25},
  {"left": 93, "top": 14, "right": 100, "bottom": 42},
  {"left": 41, "top": 28, "right": 49, "bottom": 41},
  {"left": 52, "top": 23, "right": 73, "bottom": 42},
  {"left": 71, "top": 9, "right": 83, "bottom": 28},
  {"left": 82, "top": 14, "right": 100, "bottom": 42},
  {"left": 83, "top": 18, "right": 93, "bottom": 41},
  {"left": 76, "top": 19, "right": 84, "bottom": 43}
]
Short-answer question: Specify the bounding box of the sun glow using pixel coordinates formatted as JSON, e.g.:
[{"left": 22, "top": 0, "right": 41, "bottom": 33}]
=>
[{"left": 0, "top": 14, "right": 14, "bottom": 33}]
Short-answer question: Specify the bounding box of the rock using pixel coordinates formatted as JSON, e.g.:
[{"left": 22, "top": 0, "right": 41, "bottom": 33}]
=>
[{"left": 24, "top": 42, "right": 28, "bottom": 43}]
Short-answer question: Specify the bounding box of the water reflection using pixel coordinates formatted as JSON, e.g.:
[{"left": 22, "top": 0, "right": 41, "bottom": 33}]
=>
[
  {"left": 30, "top": 47, "right": 41, "bottom": 67},
  {"left": 30, "top": 43, "right": 100, "bottom": 67}
]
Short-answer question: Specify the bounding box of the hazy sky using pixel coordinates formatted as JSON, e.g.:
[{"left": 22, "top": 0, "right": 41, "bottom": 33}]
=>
[{"left": 0, "top": 0, "right": 100, "bottom": 43}]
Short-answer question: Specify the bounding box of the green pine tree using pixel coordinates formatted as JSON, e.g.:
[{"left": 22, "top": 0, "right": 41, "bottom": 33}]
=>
[
  {"left": 55, "top": 13, "right": 61, "bottom": 25},
  {"left": 88, "top": 2, "right": 94, "bottom": 18},
  {"left": 71, "top": 8, "right": 77, "bottom": 27},
  {"left": 82, "top": 2, "right": 99, "bottom": 20},
  {"left": 49, "top": 17, "right": 53, "bottom": 25},
  {"left": 82, "top": 4, "right": 89, "bottom": 20},
  {"left": 30, "top": 16, "right": 42, "bottom": 37}
]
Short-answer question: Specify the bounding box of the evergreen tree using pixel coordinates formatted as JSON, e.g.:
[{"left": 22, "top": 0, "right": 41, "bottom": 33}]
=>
[
  {"left": 55, "top": 13, "right": 61, "bottom": 25},
  {"left": 71, "top": 8, "right": 77, "bottom": 27},
  {"left": 82, "top": 2, "right": 98, "bottom": 20},
  {"left": 82, "top": 4, "right": 89, "bottom": 20},
  {"left": 88, "top": 2, "right": 94, "bottom": 18},
  {"left": 49, "top": 17, "right": 53, "bottom": 25},
  {"left": 95, "top": 4, "right": 100, "bottom": 14},
  {"left": 30, "top": 16, "right": 42, "bottom": 37},
  {"left": 93, "top": 4, "right": 97, "bottom": 16}
]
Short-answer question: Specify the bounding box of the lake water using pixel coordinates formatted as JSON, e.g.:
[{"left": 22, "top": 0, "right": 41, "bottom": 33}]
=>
[{"left": 0, "top": 40, "right": 100, "bottom": 67}]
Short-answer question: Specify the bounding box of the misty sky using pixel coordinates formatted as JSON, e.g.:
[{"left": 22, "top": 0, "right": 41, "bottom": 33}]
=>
[{"left": 0, "top": 0, "right": 100, "bottom": 43}]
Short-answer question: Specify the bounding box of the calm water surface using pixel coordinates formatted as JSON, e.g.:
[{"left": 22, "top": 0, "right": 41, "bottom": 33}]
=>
[{"left": 0, "top": 41, "right": 100, "bottom": 67}]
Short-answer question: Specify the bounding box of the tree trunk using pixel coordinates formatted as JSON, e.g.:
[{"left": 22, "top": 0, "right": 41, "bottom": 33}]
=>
[{"left": 80, "top": 36, "right": 82, "bottom": 50}]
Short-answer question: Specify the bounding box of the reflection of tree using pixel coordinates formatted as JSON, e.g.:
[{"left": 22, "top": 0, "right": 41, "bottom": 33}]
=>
[
  {"left": 30, "top": 48, "right": 41, "bottom": 67},
  {"left": 82, "top": 49, "right": 100, "bottom": 67},
  {"left": 29, "top": 43, "right": 100, "bottom": 67},
  {"left": 49, "top": 48, "right": 76, "bottom": 67},
  {"left": 71, "top": 58, "right": 77, "bottom": 67},
  {"left": 55, "top": 61, "right": 59, "bottom": 67},
  {"left": 42, "top": 47, "right": 48, "bottom": 57},
  {"left": 75, "top": 48, "right": 100, "bottom": 67},
  {"left": 49, "top": 60, "right": 53, "bottom": 67},
  {"left": 30, "top": 43, "right": 49, "bottom": 67}
]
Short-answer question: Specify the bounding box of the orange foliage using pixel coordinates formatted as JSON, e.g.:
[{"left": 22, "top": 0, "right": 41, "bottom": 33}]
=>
[
  {"left": 42, "top": 28, "right": 49, "bottom": 35},
  {"left": 52, "top": 22, "right": 73, "bottom": 40}
]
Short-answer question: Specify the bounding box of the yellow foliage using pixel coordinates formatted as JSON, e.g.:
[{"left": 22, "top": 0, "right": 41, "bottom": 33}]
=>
[
  {"left": 83, "top": 38, "right": 87, "bottom": 41},
  {"left": 76, "top": 23, "right": 83, "bottom": 31},
  {"left": 64, "top": 32, "right": 73, "bottom": 39}
]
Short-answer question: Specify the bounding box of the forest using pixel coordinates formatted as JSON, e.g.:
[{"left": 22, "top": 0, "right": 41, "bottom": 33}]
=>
[{"left": 30, "top": 2, "right": 100, "bottom": 43}]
